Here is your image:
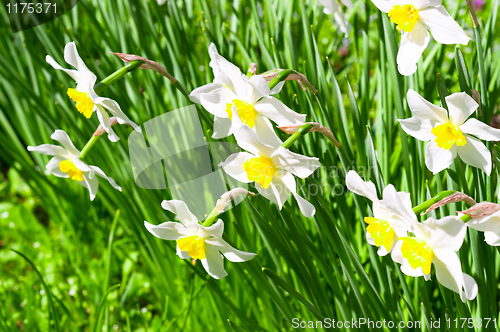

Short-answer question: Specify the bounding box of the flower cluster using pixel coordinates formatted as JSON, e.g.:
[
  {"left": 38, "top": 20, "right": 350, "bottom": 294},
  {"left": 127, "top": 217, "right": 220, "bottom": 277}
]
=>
[
  {"left": 189, "top": 44, "right": 322, "bottom": 217},
  {"left": 28, "top": 42, "right": 137, "bottom": 200},
  {"left": 346, "top": 170, "right": 478, "bottom": 301}
]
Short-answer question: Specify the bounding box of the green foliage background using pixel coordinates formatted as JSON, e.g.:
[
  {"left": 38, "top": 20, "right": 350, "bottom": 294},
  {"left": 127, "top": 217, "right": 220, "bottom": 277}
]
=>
[{"left": 0, "top": 0, "right": 500, "bottom": 331}]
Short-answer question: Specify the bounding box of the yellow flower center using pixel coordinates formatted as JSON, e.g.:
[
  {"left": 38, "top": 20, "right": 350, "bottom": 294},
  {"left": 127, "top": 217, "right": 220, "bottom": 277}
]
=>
[
  {"left": 388, "top": 4, "right": 420, "bottom": 33},
  {"left": 242, "top": 156, "right": 276, "bottom": 189},
  {"left": 225, "top": 99, "right": 257, "bottom": 128},
  {"left": 431, "top": 122, "right": 467, "bottom": 150},
  {"left": 59, "top": 160, "right": 84, "bottom": 182},
  {"left": 364, "top": 217, "right": 396, "bottom": 252},
  {"left": 176, "top": 235, "right": 206, "bottom": 260},
  {"left": 67, "top": 88, "right": 95, "bottom": 119},
  {"left": 400, "top": 237, "right": 434, "bottom": 275}
]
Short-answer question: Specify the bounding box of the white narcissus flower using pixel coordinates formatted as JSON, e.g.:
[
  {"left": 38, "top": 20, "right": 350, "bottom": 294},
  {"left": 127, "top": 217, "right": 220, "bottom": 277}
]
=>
[
  {"left": 372, "top": 0, "right": 470, "bottom": 75},
  {"left": 27, "top": 130, "right": 121, "bottom": 201},
  {"left": 189, "top": 43, "right": 305, "bottom": 147},
  {"left": 399, "top": 89, "right": 500, "bottom": 175},
  {"left": 346, "top": 170, "right": 415, "bottom": 256},
  {"left": 46, "top": 42, "right": 138, "bottom": 142},
  {"left": 144, "top": 200, "right": 256, "bottom": 279},
  {"left": 389, "top": 215, "right": 477, "bottom": 302},
  {"left": 220, "top": 110, "right": 321, "bottom": 218},
  {"left": 318, "top": 0, "right": 354, "bottom": 37}
]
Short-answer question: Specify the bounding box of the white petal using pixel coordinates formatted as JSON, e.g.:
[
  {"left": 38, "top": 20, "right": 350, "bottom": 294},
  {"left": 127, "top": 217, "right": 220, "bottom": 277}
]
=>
[
  {"left": 248, "top": 75, "right": 271, "bottom": 101},
  {"left": 160, "top": 200, "right": 199, "bottom": 225},
  {"left": 457, "top": 136, "right": 492, "bottom": 175},
  {"left": 446, "top": 92, "right": 478, "bottom": 126},
  {"left": 45, "top": 55, "right": 79, "bottom": 82},
  {"left": 208, "top": 43, "right": 246, "bottom": 96},
  {"left": 144, "top": 221, "right": 187, "bottom": 240},
  {"left": 27, "top": 144, "right": 67, "bottom": 157},
  {"left": 466, "top": 212, "right": 500, "bottom": 232},
  {"left": 397, "top": 22, "right": 430, "bottom": 76},
  {"left": 433, "top": 248, "right": 477, "bottom": 301},
  {"left": 398, "top": 117, "right": 435, "bottom": 141},
  {"left": 419, "top": 6, "right": 470, "bottom": 45},
  {"left": 47, "top": 42, "right": 97, "bottom": 90},
  {"left": 64, "top": 42, "right": 94, "bottom": 77},
  {"left": 50, "top": 130, "right": 80, "bottom": 156},
  {"left": 98, "top": 98, "right": 138, "bottom": 128},
  {"left": 201, "top": 247, "right": 228, "bottom": 279},
  {"left": 46, "top": 156, "right": 68, "bottom": 178},
  {"left": 462, "top": 273, "right": 478, "bottom": 301},
  {"left": 72, "top": 156, "right": 91, "bottom": 172},
  {"left": 254, "top": 97, "right": 306, "bottom": 126},
  {"left": 95, "top": 106, "right": 120, "bottom": 142},
  {"left": 80, "top": 172, "right": 98, "bottom": 201},
  {"left": 233, "top": 124, "right": 276, "bottom": 157},
  {"left": 484, "top": 230, "right": 500, "bottom": 246},
  {"left": 255, "top": 176, "right": 290, "bottom": 209},
  {"left": 382, "top": 184, "right": 418, "bottom": 226},
  {"left": 90, "top": 165, "right": 122, "bottom": 191},
  {"left": 423, "top": 216, "right": 466, "bottom": 250},
  {"left": 253, "top": 115, "right": 283, "bottom": 148},
  {"left": 219, "top": 152, "right": 255, "bottom": 183},
  {"left": 205, "top": 238, "right": 256, "bottom": 262},
  {"left": 345, "top": 170, "right": 379, "bottom": 202},
  {"left": 460, "top": 118, "right": 500, "bottom": 141},
  {"left": 212, "top": 116, "right": 233, "bottom": 139},
  {"left": 272, "top": 146, "right": 320, "bottom": 178},
  {"left": 199, "top": 87, "right": 236, "bottom": 118},
  {"left": 189, "top": 83, "right": 223, "bottom": 104},
  {"left": 406, "top": 89, "right": 449, "bottom": 123},
  {"left": 176, "top": 245, "right": 191, "bottom": 259},
  {"left": 413, "top": 0, "right": 441, "bottom": 9},
  {"left": 425, "top": 140, "right": 456, "bottom": 174},
  {"left": 371, "top": 0, "right": 400, "bottom": 13},
  {"left": 280, "top": 172, "right": 316, "bottom": 217},
  {"left": 199, "top": 219, "right": 224, "bottom": 238}
]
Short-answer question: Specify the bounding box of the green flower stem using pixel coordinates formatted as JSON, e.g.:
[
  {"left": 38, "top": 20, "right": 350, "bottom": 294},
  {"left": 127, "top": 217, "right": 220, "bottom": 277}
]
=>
[
  {"left": 281, "top": 123, "right": 314, "bottom": 149},
  {"left": 94, "top": 60, "right": 145, "bottom": 94},
  {"left": 201, "top": 207, "right": 219, "bottom": 227},
  {"left": 412, "top": 190, "right": 457, "bottom": 215},
  {"left": 79, "top": 135, "right": 99, "bottom": 160},
  {"left": 268, "top": 69, "right": 295, "bottom": 92}
]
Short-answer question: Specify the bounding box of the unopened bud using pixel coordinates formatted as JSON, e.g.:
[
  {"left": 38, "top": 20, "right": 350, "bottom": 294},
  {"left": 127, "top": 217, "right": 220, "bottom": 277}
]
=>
[
  {"left": 422, "top": 192, "right": 476, "bottom": 215},
  {"left": 278, "top": 122, "right": 341, "bottom": 148},
  {"left": 460, "top": 201, "right": 500, "bottom": 218},
  {"left": 215, "top": 188, "right": 255, "bottom": 213},
  {"left": 247, "top": 63, "right": 258, "bottom": 76},
  {"left": 111, "top": 52, "right": 176, "bottom": 83},
  {"left": 259, "top": 69, "right": 318, "bottom": 94}
]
